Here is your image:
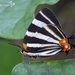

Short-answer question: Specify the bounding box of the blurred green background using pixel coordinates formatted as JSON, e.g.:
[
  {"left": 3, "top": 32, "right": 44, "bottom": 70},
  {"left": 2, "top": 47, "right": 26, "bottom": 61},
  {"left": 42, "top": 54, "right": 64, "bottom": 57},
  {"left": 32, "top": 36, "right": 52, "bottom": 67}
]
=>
[{"left": 0, "top": 0, "right": 75, "bottom": 75}]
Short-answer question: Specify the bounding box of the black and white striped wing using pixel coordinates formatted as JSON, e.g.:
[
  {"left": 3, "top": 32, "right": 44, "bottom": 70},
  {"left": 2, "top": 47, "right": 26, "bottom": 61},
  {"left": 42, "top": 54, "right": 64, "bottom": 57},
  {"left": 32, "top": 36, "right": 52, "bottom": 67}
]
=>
[{"left": 23, "top": 7, "right": 67, "bottom": 56}]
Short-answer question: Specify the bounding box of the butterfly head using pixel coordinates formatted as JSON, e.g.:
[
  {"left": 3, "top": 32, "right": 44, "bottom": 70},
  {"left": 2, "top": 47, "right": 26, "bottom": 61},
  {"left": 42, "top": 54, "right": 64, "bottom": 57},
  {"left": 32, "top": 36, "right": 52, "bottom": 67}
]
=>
[
  {"left": 20, "top": 48, "right": 27, "bottom": 55},
  {"left": 20, "top": 43, "right": 27, "bottom": 55}
]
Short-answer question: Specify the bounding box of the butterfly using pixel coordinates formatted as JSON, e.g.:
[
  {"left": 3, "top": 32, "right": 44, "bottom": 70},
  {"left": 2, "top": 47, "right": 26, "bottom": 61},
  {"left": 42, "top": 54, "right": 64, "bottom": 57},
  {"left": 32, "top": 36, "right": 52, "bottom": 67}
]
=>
[{"left": 8, "top": 7, "right": 75, "bottom": 63}]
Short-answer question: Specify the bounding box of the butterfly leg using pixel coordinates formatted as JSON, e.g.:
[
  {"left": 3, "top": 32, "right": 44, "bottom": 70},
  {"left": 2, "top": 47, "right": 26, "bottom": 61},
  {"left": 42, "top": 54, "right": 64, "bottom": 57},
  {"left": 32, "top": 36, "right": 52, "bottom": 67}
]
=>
[
  {"left": 26, "top": 55, "right": 31, "bottom": 65},
  {"left": 23, "top": 55, "right": 25, "bottom": 63},
  {"left": 22, "top": 55, "right": 31, "bottom": 64},
  {"left": 39, "top": 56, "right": 46, "bottom": 62}
]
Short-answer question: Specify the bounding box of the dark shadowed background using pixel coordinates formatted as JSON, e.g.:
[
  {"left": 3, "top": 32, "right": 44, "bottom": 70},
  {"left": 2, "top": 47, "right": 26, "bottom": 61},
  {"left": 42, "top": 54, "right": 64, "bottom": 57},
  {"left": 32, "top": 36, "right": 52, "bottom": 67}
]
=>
[{"left": 0, "top": 0, "right": 75, "bottom": 75}]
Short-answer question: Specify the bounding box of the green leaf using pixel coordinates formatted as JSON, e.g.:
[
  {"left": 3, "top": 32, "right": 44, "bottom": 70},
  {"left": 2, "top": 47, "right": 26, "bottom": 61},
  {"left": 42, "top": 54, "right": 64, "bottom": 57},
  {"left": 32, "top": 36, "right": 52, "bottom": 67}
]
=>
[
  {"left": 0, "top": 39, "right": 22, "bottom": 75},
  {"left": 11, "top": 59, "right": 75, "bottom": 75},
  {"left": 0, "top": 0, "right": 59, "bottom": 39}
]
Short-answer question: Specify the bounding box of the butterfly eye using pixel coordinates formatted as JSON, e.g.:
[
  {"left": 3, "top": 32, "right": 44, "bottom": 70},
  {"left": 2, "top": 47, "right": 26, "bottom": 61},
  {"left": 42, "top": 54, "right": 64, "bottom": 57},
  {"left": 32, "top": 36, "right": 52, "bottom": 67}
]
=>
[{"left": 20, "top": 49, "right": 23, "bottom": 53}]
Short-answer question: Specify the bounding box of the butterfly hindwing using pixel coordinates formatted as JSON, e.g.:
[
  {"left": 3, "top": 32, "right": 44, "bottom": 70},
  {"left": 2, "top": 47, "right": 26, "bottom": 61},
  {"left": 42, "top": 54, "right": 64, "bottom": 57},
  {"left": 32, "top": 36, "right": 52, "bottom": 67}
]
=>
[{"left": 23, "top": 7, "right": 67, "bottom": 56}]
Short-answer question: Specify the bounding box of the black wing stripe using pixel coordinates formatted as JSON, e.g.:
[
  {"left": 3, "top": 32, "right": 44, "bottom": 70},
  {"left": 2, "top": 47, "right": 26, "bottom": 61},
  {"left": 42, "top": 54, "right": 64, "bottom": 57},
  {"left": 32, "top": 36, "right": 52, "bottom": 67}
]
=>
[
  {"left": 27, "top": 46, "right": 59, "bottom": 52},
  {"left": 27, "top": 23, "right": 40, "bottom": 32},
  {"left": 47, "top": 25, "right": 66, "bottom": 39},
  {"left": 41, "top": 8, "right": 61, "bottom": 29},
  {"left": 35, "top": 12, "right": 50, "bottom": 24},
  {"left": 39, "top": 11, "right": 54, "bottom": 25}
]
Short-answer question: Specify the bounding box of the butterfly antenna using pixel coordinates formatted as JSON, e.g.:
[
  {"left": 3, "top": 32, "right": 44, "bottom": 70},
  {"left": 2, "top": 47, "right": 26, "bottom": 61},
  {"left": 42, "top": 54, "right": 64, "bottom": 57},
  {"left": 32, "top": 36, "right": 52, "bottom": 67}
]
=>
[
  {"left": 7, "top": 39, "right": 22, "bottom": 49},
  {"left": 17, "top": 51, "right": 20, "bottom": 52},
  {"left": 68, "top": 33, "right": 75, "bottom": 39}
]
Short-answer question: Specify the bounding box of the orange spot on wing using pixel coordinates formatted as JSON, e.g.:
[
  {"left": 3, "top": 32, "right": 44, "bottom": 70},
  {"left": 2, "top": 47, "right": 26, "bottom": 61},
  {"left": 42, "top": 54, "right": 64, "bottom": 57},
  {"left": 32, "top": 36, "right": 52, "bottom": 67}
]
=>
[
  {"left": 31, "top": 57, "right": 36, "bottom": 59},
  {"left": 59, "top": 38, "right": 71, "bottom": 51},
  {"left": 23, "top": 43, "right": 27, "bottom": 51}
]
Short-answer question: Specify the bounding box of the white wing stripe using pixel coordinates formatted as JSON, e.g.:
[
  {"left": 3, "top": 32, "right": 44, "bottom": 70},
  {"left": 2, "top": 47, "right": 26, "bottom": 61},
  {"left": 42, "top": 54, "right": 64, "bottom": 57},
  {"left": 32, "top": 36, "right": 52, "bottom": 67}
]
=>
[
  {"left": 39, "top": 11, "right": 54, "bottom": 25},
  {"left": 32, "top": 18, "right": 47, "bottom": 28},
  {"left": 27, "top": 43, "right": 58, "bottom": 47},
  {"left": 26, "top": 31, "right": 59, "bottom": 44},
  {"left": 26, "top": 49, "right": 61, "bottom": 56},
  {"left": 44, "top": 26, "right": 61, "bottom": 40},
  {"left": 39, "top": 50, "right": 61, "bottom": 56},
  {"left": 26, "top": 30, "right": 34, "bottom": 36},
  {"left": 38, "top": 47, "right": 60, "bottom": 51}
]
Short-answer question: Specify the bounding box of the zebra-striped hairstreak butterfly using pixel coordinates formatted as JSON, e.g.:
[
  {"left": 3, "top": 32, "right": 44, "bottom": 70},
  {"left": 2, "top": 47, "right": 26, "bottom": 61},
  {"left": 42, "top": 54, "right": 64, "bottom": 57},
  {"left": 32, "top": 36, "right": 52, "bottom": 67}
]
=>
[{"left": 8, "top": 7, "right": 75, "bottom": 63}]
